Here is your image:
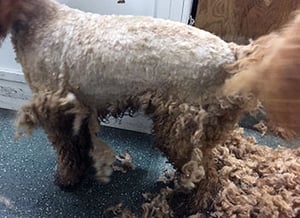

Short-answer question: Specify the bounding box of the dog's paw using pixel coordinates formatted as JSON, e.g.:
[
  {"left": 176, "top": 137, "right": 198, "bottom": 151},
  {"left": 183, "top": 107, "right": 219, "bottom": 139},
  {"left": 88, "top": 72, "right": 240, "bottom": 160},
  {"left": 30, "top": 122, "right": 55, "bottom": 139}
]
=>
[
  {"left": 54, "top": 162, "right": 87, "bottom": 191},
  {"left": 54, "top": 173, "right": 82, "bottom": 191}
]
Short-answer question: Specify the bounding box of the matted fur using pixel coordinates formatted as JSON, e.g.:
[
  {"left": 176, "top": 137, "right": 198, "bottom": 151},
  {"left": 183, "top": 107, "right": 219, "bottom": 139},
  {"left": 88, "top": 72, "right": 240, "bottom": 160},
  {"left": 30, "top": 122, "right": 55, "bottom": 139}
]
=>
[
  {"left": 143, "top": 129, "right": 300, "bottom": 217},
  {"left": 16, "top": 85, "right": 115, "bottom": 188},
  {"left": 140, "top": 90, "right": 252, "bottom": 189},
  {"left": 191, "top": 129, "right": 300, "bottom": 217}
]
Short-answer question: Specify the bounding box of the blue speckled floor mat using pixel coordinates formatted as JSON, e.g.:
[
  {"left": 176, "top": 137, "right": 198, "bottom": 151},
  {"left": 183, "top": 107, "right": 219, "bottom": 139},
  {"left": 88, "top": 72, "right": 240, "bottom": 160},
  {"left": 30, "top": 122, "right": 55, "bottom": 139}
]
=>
[
  {"left": 0, "top": 109, "right": 294, "bottom": 217},
  {"left": 0, "top": 109, "right": 171, "bottom": 217}
]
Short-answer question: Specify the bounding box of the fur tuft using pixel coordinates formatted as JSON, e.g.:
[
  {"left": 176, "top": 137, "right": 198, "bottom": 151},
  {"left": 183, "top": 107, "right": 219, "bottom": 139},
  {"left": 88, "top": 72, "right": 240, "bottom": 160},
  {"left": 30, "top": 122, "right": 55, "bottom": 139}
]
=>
[
  {"left": 224, "top": 11, "right": 300, "bottom": 136},
  {"left": 223, "top": 33, "right": 281, "bottom": 96}
]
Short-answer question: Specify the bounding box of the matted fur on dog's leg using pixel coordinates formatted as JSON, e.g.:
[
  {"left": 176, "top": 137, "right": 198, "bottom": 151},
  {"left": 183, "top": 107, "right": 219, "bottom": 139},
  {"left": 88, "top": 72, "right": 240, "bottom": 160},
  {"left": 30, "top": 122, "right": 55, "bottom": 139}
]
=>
[
  {"left": 88, "top": 113, "right": 115, "bottom": 183},
  {"left": 16, "top": 99, "right": 91, "bottom": 190},
  {"left": 16, "top": 90, "right": 115, "bottom": 187},
  {"left": 48, "top": 115, "right": 92, "bottom": 190},
  {"left": 141, "top": 93, "right": 208, "bottom": 189},
  {"left": 42, "top": 96, "right": 92, "bottom": 189},
  {"left": 17, "top": 90, "right": 95, "bottom": 189},
  {"left": 142, "top": 91, "right": 252, "bottom": 190}
]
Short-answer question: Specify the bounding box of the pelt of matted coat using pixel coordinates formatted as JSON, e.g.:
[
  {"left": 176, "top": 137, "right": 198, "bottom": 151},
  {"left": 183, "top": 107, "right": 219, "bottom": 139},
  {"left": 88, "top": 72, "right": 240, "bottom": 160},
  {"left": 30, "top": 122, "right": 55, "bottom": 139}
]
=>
[
  {"left": 141, "top": 129, "right": 300, "bottom": 218},
  {"left": 0, "top": 0, "right": 249, "bottom": 189}
]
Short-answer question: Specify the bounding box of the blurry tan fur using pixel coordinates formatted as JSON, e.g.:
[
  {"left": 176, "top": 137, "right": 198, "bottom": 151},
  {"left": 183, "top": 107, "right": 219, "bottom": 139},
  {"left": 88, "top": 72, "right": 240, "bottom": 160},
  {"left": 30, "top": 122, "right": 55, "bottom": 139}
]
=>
[{"left": 225, "top": 11, "right": 300, "bottom": 135}]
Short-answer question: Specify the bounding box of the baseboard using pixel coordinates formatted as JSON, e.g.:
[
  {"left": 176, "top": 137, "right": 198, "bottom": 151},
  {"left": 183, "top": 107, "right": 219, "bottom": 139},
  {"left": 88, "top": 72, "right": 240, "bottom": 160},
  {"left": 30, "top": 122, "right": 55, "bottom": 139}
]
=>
[{"left": 0, "top": 69, "right": 152, "bottom": 134}]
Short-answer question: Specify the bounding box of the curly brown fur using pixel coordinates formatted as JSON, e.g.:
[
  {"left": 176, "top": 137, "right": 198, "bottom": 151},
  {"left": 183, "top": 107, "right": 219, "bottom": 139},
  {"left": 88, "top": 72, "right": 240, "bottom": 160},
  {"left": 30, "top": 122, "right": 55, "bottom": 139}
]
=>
[
  {"left": 142, "top": 129, "right": 300, "bottom": 217},
  {"left": 88, "top": 113, "right": 115, "bottom": 183},
  {"left": 106, "top": 203, "right": 136, "bottom": 218},
  {"left": 16, "top": 90, "right": 92, "bottom": 189},
  {"left": 142, "top": 187, "right": 174, "bottom": 218},
  {"left": 224, "top": 10, "right": 300, "bottom": 136},
  {"left": 189, "top": 129, "right": 300, "bottom": 217},
  {"left": 138, "top": 12, "right": 300, "bottom": 216},
  {"left": 16, "top": 88, "right": 115, "bottom": 189},
  {"left": 6, "top": 0, "right": 293, "bottom": 196},
  {"left": 16, "top": 76, "right": 254, "bottom": 190},
  {"left": 139, "top": 89, "right": 254, "bottom": 189}
]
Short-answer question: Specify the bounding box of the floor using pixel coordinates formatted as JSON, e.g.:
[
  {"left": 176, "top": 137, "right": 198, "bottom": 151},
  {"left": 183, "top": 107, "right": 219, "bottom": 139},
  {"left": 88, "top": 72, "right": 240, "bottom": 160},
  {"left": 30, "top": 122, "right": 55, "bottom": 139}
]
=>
[
  {"left": 0, "top": 109, "right": 172, "bottom": 217},
  {"left": 0, "top": 108, "right": 294, "bottom": 217}
]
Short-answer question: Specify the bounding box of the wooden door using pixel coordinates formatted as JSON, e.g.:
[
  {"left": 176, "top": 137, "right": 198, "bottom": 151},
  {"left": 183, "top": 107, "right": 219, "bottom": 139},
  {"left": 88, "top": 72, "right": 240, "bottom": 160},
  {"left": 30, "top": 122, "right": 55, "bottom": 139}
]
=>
[{"left": 195, "top": 0, "right": 300, "bottom": 43}]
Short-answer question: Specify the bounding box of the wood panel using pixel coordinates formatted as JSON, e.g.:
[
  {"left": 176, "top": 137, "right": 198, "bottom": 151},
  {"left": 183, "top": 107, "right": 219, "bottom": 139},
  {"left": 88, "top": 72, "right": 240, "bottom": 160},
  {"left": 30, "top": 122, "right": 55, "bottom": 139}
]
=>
[{"left": 195, "top": 0, "right": 300, "bottom": 43}]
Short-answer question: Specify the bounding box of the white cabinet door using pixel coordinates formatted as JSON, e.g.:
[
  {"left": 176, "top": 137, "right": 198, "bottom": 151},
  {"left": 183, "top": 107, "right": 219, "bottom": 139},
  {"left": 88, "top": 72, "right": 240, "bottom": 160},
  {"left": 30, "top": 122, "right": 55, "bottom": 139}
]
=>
[
  {"left": 62, "top": 0, "right": 193, "bottom": 22},
  {"left": 62, "top": 0, "right": 156, "bottom": 17}
]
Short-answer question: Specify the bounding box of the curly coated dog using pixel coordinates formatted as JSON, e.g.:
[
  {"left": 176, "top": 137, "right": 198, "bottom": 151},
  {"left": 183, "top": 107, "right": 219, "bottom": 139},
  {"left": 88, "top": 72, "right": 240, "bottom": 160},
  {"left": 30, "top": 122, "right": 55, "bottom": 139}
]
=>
[
  {"left": 1, "top": 0, "right": 299, "bottom": 202},
  {"left": 0, "top": 0, "right": 252, "bottom": 190}
]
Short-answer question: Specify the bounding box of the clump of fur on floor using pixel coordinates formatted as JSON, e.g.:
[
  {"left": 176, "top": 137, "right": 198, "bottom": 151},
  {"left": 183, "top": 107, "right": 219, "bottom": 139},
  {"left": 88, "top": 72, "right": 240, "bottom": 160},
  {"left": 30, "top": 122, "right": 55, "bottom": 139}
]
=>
[{"left": 140, "top": 128, "right": 300, "bottom": 218}]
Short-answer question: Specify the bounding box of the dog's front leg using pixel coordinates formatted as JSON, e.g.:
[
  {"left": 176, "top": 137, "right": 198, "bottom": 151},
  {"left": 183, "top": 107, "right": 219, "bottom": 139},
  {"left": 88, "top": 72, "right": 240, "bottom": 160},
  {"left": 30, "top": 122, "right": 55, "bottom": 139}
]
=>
[
  {"left": 16, "top": 93, "right": 93, "bottom": 190},
  {"left": 45, "top": 114, "right": 92, "bottom": 190}
]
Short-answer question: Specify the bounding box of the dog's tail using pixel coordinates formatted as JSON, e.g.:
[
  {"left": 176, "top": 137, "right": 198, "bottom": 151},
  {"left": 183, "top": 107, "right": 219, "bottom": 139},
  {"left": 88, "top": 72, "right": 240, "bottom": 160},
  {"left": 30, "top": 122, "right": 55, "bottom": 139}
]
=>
[{"left": 224, "top": 10, "right": 300, "bottom": 135}]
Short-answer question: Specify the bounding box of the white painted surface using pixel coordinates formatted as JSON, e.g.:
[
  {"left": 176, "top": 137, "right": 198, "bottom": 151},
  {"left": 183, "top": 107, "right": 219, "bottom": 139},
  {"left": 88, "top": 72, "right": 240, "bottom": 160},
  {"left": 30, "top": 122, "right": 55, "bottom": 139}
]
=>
[
  {"left": 181, "top": 0, "right": 194, "bottom": 24},
  {"left": 63, "top": 0, "right": 156, "bottom": 17},
  {"left": 0, "top": 0, "right": 193, "bottom": 133}
]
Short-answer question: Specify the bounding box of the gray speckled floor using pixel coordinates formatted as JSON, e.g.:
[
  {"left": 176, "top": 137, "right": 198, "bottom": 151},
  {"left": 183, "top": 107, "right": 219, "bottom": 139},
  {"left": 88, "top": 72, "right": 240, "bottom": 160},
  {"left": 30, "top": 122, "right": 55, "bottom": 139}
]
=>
[
  {"left": 0, "top": 109, "right": 171, "bottom": 217},
  {"left": 0, "top": 108, "right": 296, "bottom": 218}
]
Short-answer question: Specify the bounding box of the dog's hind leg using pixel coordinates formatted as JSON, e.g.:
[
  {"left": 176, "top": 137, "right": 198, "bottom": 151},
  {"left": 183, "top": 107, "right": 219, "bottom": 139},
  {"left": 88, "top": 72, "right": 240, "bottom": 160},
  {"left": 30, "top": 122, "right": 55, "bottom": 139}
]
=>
[
  {"left": 141, "top": 93, "right": 207, "bottom": 189},
  {"left": 141, "top": 92, "right": 248, "bottom": 190}
]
